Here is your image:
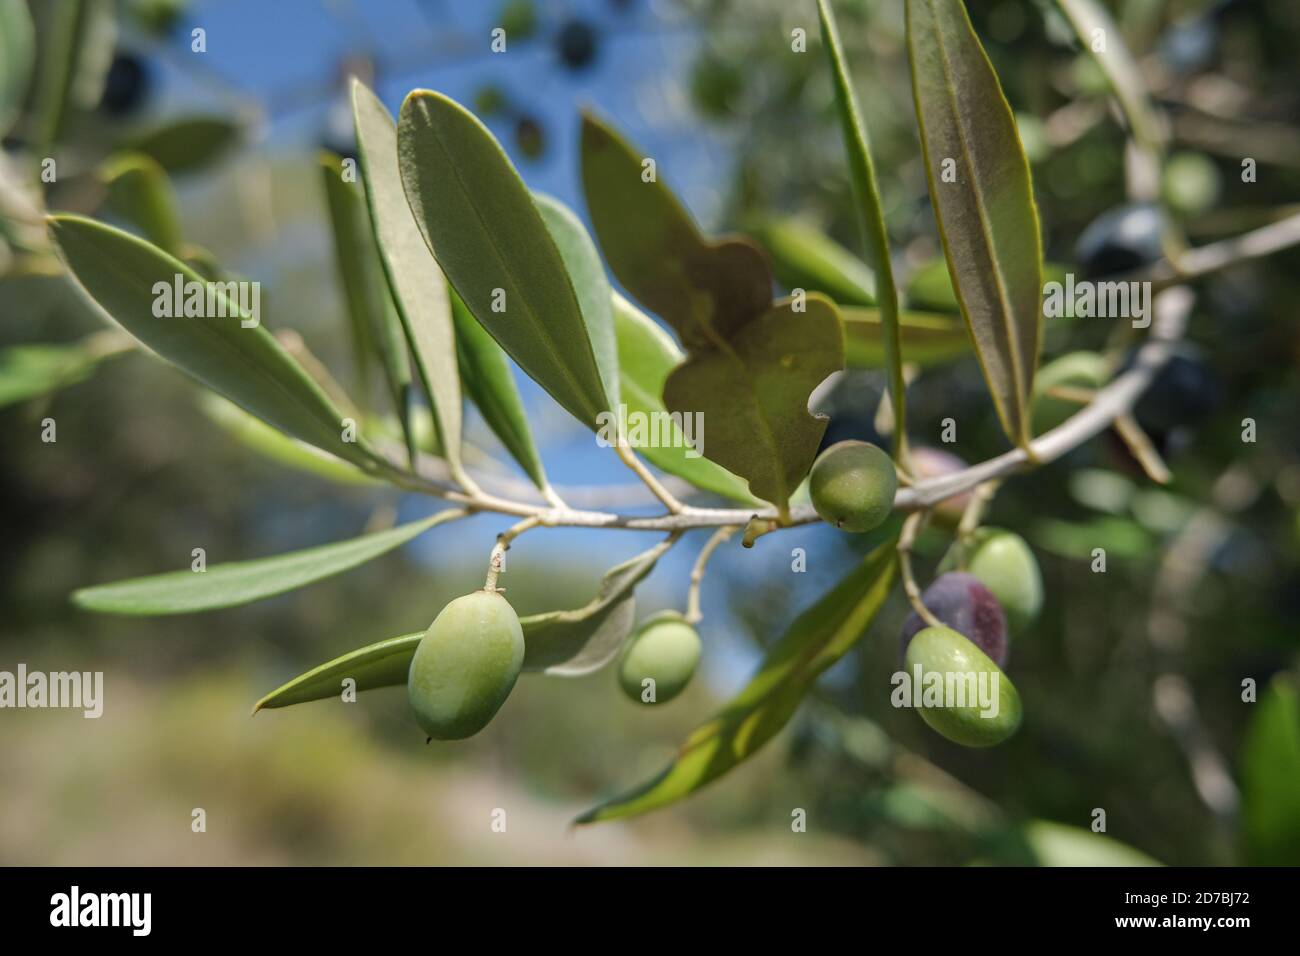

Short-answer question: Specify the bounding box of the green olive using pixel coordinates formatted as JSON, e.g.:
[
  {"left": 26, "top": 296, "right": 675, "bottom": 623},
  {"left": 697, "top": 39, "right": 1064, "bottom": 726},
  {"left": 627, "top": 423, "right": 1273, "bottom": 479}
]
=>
[
  {"left": 618, "top": 611, "right": 701, "bottom": 704},
  {"left": 903, "top": 625, "right": 1022, "bottom": 747},
  {"left": 940, "top": 527, "right": 1043, "bottom": 635},
  {"left": 809, "top": 440, "right": 897, "bottom": 533},
  {"left": 407, "top": 589, "right": 525, "bottom": 740},
  {"left": 1031, "top": 352, "right": 1108, "bottom": 436}
]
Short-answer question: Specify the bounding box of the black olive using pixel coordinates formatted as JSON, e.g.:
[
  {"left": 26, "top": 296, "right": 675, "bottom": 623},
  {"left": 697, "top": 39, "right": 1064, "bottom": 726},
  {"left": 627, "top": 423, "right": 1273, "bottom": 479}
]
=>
[
  {"left": 1074, "top": 203, "right": 1164, "bottom": 279},
  {"left": 99, "top": 52, "right": 150, "bottom": 117},
  {"left": 556, "top": 18, "right": 598, "bottom": 71}
]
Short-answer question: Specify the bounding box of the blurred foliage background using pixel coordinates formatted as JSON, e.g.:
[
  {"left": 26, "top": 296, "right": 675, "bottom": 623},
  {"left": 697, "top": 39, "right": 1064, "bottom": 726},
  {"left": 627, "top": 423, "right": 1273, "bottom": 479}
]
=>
[{"left": 1, "top": 0, "right": 1298, "bottom": 865}]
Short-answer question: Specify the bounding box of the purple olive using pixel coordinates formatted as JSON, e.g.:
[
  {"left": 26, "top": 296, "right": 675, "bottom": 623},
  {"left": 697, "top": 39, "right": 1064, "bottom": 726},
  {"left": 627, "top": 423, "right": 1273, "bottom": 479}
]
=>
[{"left": 899, "top": 572, "right": 1008, "bottom": 668}]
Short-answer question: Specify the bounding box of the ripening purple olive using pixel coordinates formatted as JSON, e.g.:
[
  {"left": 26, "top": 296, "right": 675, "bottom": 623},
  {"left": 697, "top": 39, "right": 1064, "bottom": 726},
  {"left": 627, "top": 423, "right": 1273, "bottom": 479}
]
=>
[{"left": 899, "top": 572, "right": 1008, "bottom": 668}]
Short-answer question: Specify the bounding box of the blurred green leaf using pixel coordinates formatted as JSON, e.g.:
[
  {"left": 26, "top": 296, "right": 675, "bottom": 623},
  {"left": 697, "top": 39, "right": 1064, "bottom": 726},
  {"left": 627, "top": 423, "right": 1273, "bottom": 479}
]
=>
[
  {"left": 582, "top": 112, "right": 843, "bottom": 511},
  {"left": 576, "top": 540, "right": 897, "bottom": 824},
  {"left": 98, "top": 152, "right": 183, "bottom": 255},
  {"left": 907, "top": 0, "right": 1044, "bottom": 448},
  {"left": 122, "top": 116, "right": 241, "bottom": 173},
  {"left": 748, "top": 216, "right": 875, "bottom": 306},
  {"left": 1032, "top": 515, "right": 1151, "bottom": 560},
  {"left": 351, "top": 80, "right": 464, "bottom": 474},
  {"left": 24, "top": 0, "right": 114, "bottom": 152},
  {"left": 818, "top": 0, "right": 907, "bottom": 460},
  {"left": 73, "top": 509, "right": 464, "bottom": 615},
  {"left": 905, "top": 257, "right": 961, "bottom": 313},
  {"left": 1240, "top": 677, "right": 1300, "bottom": 865},
  {"left": 48, "top": 215, "right": 383, "bottom": 471},
  {"left": 533, "top": 192, "right": 620, "bottom": 410},
  {"left": 0, "top": 0, "right": 35, "bottom": 137},
  {"left": 450, "top": 288, "right": 548, "bottom": 490},
  {"left": 0, "top": 338, "right": 119, "bottom": 408},
  {"left": 319, "top": 150, "right": 415, "bottom": 459},
  {"left": 612, "top": 294, "right": 758, "bottom": 503},
  {"left": 397, "top": 89, "right": 610, "bottom": 428},
  {"left": 842, "top": 308, "right": 970, "bottom": 368},
  {"left": 1021, "top": 820, "right": 1161, "bottom": 866}
]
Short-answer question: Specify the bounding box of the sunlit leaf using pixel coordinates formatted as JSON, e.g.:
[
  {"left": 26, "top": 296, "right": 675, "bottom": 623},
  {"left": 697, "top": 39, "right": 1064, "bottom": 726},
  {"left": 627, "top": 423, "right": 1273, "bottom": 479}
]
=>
[
  {"left": 582, "top": 112, "right": 843, "bottom": 511},
  {"left": 0, "top": 338, "right": 119, "bottom": 408},
  {"left": 576, "top": 540, "right": 897, "bottom": 823},
  {"left": 1021, "top": 821, "right": 1161, "bottom": 866},
  {"left": 48, "top": 215, "right": 384, "bottom": 471},
  {"left": 451, "top": 289, "right": 548, "bottom": 490},
  {"left": 842, "top": 306, "right": 970, "bottom": 368},
  {"left": 253, "top": 632, "right": 422, "bottom": 712},
  {"left": 748, "top": 216, "right": 875, "bottom": 307},
  {"left": 907, "top": 0, "right": 1044, "bottom": 448},
  {"left": 73, "top": 509, "right": 463, "bottom": 615},
  {"left": 351, "top": 80, "right": 464, "bottom": 473},
  {"left": 1240, "top": 678, "right": 1300, "bottom": 866},
  {"left": 397, "top": 89, "right": 610, "bottom": 428},
  {"left": 613, "top": 294, "right": 758, "bottom": 504},
  {"left": 98, "top": 152, "right": 183, "bottom": 255}
]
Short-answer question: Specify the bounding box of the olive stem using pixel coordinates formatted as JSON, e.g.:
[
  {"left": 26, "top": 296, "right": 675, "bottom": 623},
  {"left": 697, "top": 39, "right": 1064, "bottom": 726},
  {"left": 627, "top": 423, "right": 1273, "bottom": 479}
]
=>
[
  {"left": 613, "top": 441, "right": 685, "bottom": 513},
  {"left": 897, "top": 510, "right": 943, "bottom": 630},
  {"left": 953, "top": 479, "right": 1002, "bottom": 568},
  {"left": 1113, "top": 413, "right": 1172, "bottom": 485},
  {"left": 685, "top": 526, "right": 739, "bottom": 624},
  {"left": 483, "top": 515, "right": 543, "bottom": 592}
]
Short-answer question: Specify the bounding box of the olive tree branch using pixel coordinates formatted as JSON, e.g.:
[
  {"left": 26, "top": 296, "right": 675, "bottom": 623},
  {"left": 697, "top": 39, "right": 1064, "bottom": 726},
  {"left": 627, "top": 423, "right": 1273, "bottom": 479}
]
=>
[{"left": 897, "top": 510, "right": 942, "bottom": 629}]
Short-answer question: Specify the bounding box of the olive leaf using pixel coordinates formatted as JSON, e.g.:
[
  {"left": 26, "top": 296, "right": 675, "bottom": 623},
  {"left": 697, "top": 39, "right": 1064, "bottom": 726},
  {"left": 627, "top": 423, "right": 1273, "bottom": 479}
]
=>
[
  {"left": 0, "top": 0, "right": 35, "bottom": 137},
  {"left": 120, "top": 116, "right": 242, "bottom": 173},
  {"left": 0, "top": 337, "right": 121, "bottom": 408},
  {"left": 747, "top": 216, "right": 875, "bottom": 307},
  {"left": 351, "top": 80, "right": 464, "bottom": 475},
  {"left": 1021, "top": 821, "right": 1161, "bottom": 866},
  {"left": 907, "top": 0, "right": 1044, "bottom": 449},
  {"left": 1240, "top": 678, "right": 1300, "bottom": 866},
  {"left": 576, "top": 539, "right": 897, "bottom": 824},
  {"left": 581, "top": 112, "right": 844, "bottom": 512},
  {"left": 98, "top": 152, "right": 183, "bottom": 255},
  {"left": 842, "top": 307, "right": 971, "bottom": 368},
  {"left": 819, "top": 0, "right": 908, "bottom": 462},
  {"left": 613, "top": 294, "right": 758, "bottom": 504},
  {"left": 319, "top": 150, "right": 416, "bottom": 461},
  {"left": 451, "top": 289, "right": 549, "bottom": 490},
  {"left": 73, "top": 509, "right": 463, "bottom": 616},
  {"left": 47, "top": 215, "right": 383, "bottom": 472},
  {"left": 397, "top": 89, "right": 611, "bottom": 429},
  {"left": 199, "top": 394, "right": 384, "bottom": 488},
  {"left": 253, "top": 537, "right": 678, "bottom": 711},
  {"left": 24, "top": 0, "right": 114, "bottom": 153}
]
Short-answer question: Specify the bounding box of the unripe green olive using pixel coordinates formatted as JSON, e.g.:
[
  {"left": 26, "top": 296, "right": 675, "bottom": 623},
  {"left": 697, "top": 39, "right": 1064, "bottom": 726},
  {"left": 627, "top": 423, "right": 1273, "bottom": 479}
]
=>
[
  {"left": 618, "top": 611, "right": 701, "bottom": 704},
  {"left": 1031, "top": 351, "right": 1108, "bottom": 436},
  {"left": 407, "top": 590, "right": 524, "bottom": 740},
  {"left": 809, "top": 440, "right": 897, "bottom": 533},
  {"left": 940, "top": 527, "right": 1043, "bottom": 635},
  {"left": 903, "top": 625, "right": 1022, "bottom": 747}
]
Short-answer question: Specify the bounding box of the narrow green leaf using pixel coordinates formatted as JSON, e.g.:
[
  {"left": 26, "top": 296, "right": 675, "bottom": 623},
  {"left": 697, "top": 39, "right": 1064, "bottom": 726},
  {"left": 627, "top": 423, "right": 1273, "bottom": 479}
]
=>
[
  {"left": 842, "top": 306, "right": 971, "bottom": 368},
  {"left": 577, "top": 540, "right": 897, "bottom": 823},
  {"left": 748, "top": 216, "right": 875, "bottom": 306},
  {"left": 581, "top": 113, "right": 843, "bottom": 511},
  {"left": 533, "top": 192, "right": 619, "bottom": 410},
  {"left": 905, "top": 257, "right": 960, "bottom": 312},
  {"left": 253, "top": 633, "right": 422, "bottom": 712},
  {"left": 23, "top": 0, "right": 97, "bottom": 152},
  {"left": 451, "top": 288, "right": 548, "bottom": 490},
  {"left": 520, "top": 535, "right": 675, "bottom": 676},
  {"left": 613, "top": 294, "right": 758, "bottom": 504},
  {"left": 819, "top": 0, "right": 907, "bottom": 462},
  {"left": 0, "top": 338, "right": 119, "bottom": 408},
  {"left": 47, "top": 214, "right": 382, "bottom": 471},
  {"left": 397, "top": 89, "right": 610, "bottom": 428},
  {"left": 907, "top": 0, "right": 1044, "bottom": 448},
  {"left": 0, "top": 0, "right": 35, "bottom": 137},
  {"left": 253, "top": 537, "right": 677, "bottom": 711},
  {"left": 74, "top": 509, "right": 463, "bottom": 616},
  {"left": 1022, "top": 821, "right": 1161, "bottom": 866},
  {"left": 351, "top": 80, "right": 464, "bottom": 475},
  {"left": 319, "top": 151, "right": 415, "bottom": 460},
  {"left": 98, "top": 152, "right": 183, "bottom": 255},
  {"left": 199, "top": 394, "right": 383, "bottom": 487},
  {"left": 1240, "top": 677, "right": 1300, "bottom": 866},
  {"left": 121, "top": 116, "right": 242, "bottom": 173}
]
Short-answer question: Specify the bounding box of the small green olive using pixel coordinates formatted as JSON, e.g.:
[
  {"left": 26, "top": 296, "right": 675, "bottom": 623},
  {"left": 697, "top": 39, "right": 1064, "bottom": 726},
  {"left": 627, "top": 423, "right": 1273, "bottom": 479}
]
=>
[
  {"left": 940, "top": 527, "right": 1043, "bottom": 635},
  {"left": 1031, "top": 351, "right": 1108, "bottom": 436},
  {"left": 809, "top": 440, "right": 897, "bottom": 533},
  {"left": 407, "top": 589, "right": 525, "bottom": 740},
  {"left": 903, "top": 625, "right": 1022, "bottom": 747},
  {"left": 618, "top": 612, "right": 701, "bottom": 704}
]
